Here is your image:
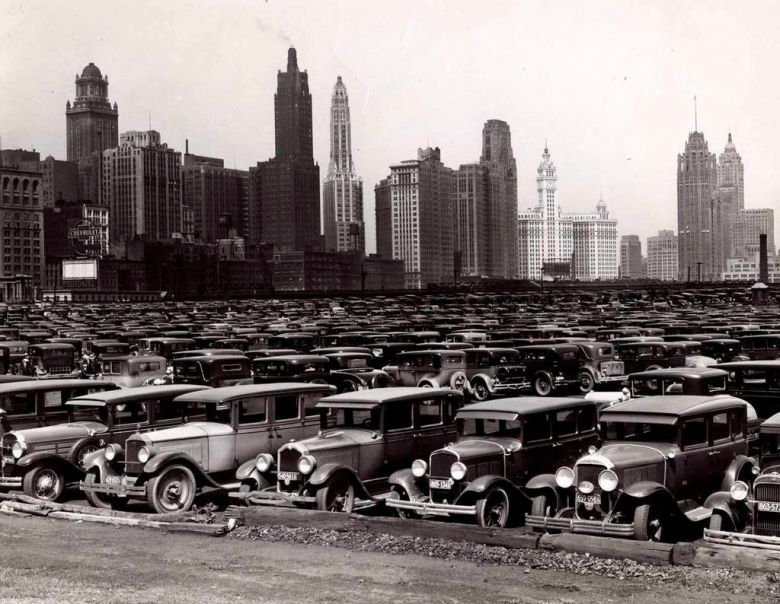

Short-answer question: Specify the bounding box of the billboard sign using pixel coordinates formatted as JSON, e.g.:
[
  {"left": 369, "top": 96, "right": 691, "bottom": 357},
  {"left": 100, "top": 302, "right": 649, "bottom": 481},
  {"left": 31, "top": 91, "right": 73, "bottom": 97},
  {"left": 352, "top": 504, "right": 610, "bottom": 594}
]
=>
[{"left": 68, "top": 220, "right": 103, "bottom": 257}]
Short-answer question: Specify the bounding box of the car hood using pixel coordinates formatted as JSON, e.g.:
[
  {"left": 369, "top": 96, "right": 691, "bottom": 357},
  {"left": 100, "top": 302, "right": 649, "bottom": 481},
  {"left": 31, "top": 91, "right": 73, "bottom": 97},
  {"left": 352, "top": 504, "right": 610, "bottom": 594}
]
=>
[
  {"left": 579, "top": 442, "right": 672, "bottom": 469},
  {"left": 131, "top": 421, "right": 233, "bottom": 444},
  {"left": 448, "top": 437, "right": 519, "bottom": 460},
  {"left": 10, "top": 422, "right": 107, "bottom": 444},
  {"left": 293, "top": 429, "right": 375, "bottom": 453}
]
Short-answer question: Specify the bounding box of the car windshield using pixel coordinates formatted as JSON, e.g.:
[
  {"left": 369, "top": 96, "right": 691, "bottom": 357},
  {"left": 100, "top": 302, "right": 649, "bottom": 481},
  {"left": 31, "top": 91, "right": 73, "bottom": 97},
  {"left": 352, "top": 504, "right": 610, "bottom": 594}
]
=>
[
  {"left": 493, "top": 352, "right": 520, "bottom": 364},
  {"left": 459, "top": 417, "right": 522, "bottom": 437},
  {"left": 173, "top": 361, "right": 207, "bottom": 381},
  {"left": 603, "top": 420, "right": 678, "bottom": 444},
  {"left": 400, "top": 355, "right": 440, "bottom": 369},
  {"left": 69, "top": 405, "right": 109, "bottom": 423},
  {"left": 327, "top": 407, "right": 381, "bottom": 430},
  {"left": 256, "top": 362, "right": 288, "bottom": 376}
]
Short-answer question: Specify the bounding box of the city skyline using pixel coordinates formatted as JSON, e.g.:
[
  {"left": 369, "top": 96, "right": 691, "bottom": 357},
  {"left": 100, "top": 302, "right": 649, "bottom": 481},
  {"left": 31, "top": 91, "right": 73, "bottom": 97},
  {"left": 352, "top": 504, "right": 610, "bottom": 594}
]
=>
[{"left": 2, "top": 1, "right": 779, "bottom": 253}]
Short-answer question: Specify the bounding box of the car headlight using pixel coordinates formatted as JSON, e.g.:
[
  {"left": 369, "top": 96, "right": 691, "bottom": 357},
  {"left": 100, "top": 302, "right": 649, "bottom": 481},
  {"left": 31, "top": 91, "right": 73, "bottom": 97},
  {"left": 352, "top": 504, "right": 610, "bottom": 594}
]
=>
[
  {"left": 555, "top": 466, "right": 574, "bottom": 489},
  {"left": 598, "top": 470, "right": 618, "bottom": 492},
  {"left": 411, "top": 459, "right": 427, "bottom": 478},
  {"left": 255, "top": 453, "right": 273, "bottom": 473},
  {"left": 11, "top": 441, "right": 26, "bottom": 460},
  {"left": 730, "top": 480, "right": 749, "bottom": 501},
  {"left": 450, "top": 461, "right": 467, "bottom": 481},
  {"left": 137, "top": 446, "right": 153, "bottom": 464},
  {"left": 104, "top": 444, "right": 122, "bottom": 462},
  {"left": 298, "top": 454, "right": 316, "bottom": 475}
]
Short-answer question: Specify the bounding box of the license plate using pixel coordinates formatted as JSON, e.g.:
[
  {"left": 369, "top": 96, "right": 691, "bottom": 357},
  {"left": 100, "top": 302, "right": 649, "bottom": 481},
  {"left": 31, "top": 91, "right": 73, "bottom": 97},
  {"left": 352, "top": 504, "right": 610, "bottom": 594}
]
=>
[
  {"left": 601, "top": 361, "right": 623, "bottom": 376},
  {"left": 758, "top": 501, "right": 780, "bottom": 513},
  {"left": 577, "top": 493, "right": 600, "bottom": 504},
  {"left": 106, "top": 475, "right": 121, "bottom": 484},
  {"left": 429, "top": 478, "right": 453, "bottom": 490},
  {"left": 278, "top": 471, "right": 299, "bottom": 482}
]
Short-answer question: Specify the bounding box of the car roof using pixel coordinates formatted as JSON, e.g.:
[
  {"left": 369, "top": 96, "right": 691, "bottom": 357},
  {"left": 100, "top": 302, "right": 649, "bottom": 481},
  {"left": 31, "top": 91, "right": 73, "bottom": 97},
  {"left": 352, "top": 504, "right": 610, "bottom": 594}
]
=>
[
  {"left": 0, "top": 379, "right": 118, "bottom": 393},
  {"left": 458, "top": 397, "right": 593, "bottom": 416},
  {"left": 762, "top": 412, "right": 780, "bottom": 433},
  {"left": 173, "top": 354, "right": 248, "bottom": 363},
  {"left": 67, "top": 384, "right": 211, "bottom": 406},
  {"left": 629, "top": 367, "right": 727, "bottom": 379},
  {"left": 519, "top": 343, "right": 579, "bottom": 352},
  {"left": 713, "top": 360, "right": 780, "bottom": 369},
  {"left": 255, "top": 355, "right": 328, "bottom": 363},
  {"left": 400, "top": 349, "right": 465, "bottom": 356},
  {"left": 318, "top": 386, "right": 462, "bottom": 406},
  {"left": 602, "top": 395, "right": 747, "bottom": 419},
  {"left": 172, "top": 382, "right": 335, "bottom": 402}
]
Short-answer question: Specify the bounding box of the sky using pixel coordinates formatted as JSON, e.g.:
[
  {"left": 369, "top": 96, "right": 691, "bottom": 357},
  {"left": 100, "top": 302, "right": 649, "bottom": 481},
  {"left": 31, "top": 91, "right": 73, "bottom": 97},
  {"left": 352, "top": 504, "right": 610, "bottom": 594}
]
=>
[{"left": 2, "top": 0, "right": 778, "bottom": 254}]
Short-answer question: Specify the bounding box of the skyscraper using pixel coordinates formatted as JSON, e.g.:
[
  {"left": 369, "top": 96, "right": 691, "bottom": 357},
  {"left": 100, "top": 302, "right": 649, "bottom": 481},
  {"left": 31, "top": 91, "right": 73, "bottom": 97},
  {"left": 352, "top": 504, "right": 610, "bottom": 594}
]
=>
[
  {"left": 677, "top": 130, "right": 726, "bottom": 281},
  {"left": 374, "top": 177, "right": 393, "bottom": 260},
  {"left": 248, "top": 48, "right": 320, "bottom": 251},
  {"left": 569, "top": 200, "right": 618, "bottom": 281},
  {"left": 731, "top": 208, "right": 775, "bottom": 260},
  {"left": 718, "top": 133, "right": 744, "bottom": 212},
  {"left": 455, "top": 163, "right": 489, "bottom": 277},
  {"left": 647, "top": 230, "right": 678, "bottom": 281},
  {"left": 322, "top": 76, "right": 364, "bottom": 254},
  {"left": 480, "top": 120, "right": 518, "bottom": 278},
  {"left": 620, "top": 235, "right": 643, "bottom": 278}
]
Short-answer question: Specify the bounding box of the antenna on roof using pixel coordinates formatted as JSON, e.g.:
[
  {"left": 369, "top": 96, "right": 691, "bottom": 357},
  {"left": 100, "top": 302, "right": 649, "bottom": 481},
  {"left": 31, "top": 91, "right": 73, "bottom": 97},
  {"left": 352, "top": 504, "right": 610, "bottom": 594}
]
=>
[{"left": 694, "top": 95, "right": 698, "bottom": 132}]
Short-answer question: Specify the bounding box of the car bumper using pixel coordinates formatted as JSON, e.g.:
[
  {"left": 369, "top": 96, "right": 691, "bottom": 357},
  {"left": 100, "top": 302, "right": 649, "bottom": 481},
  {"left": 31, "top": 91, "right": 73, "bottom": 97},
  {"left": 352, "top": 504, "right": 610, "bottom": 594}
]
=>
[
  {"left": 596, "top": 374, "right": 626, "bottom": 383},
  {"left": 79, "top": 478, "right": 145, "bottom": 498},
  {"left": 384, "top": 498, "right": 476, "bottom": 517},
  {"left": 525, "top": 514, "right": 636, "bottom": 537},
  {"left": 704, "top": 528, "right": 780, "bottom": 550},
  {"left": 230, "top": 488, "right": 316, "bottom": 506},
  {"left": 0, "top": 476, "right": 22, "bottom": 489}
]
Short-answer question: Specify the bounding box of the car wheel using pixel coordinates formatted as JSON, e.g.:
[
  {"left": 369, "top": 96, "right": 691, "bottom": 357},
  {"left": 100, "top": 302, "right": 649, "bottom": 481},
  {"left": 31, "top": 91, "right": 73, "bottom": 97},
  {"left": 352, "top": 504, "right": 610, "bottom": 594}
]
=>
[
  {"left": 531, "top": 493, "right": 554, "bottom": 518},
  {"left": 418, "top": 381, "right": 434, "bottom": 388},
  {"left": 73, "top": 443, "right": 100, "bottom": 469},
  {"left": 146, "top": 464, "right": 197, "bottom": 514},
  {"left": 386, "top": 487, "right": 415, "bottom": 519},
  {"left": 316, "top": 475, "right": 355, "bottom": 513},
  {"left": 340, "top": 380, "right": 359, "bottom": 393},
  {"left": 472, "top": 378, "right": 490, "bottom": 401},
  {"left": 634, "top": 504, "right": 666, "bottom": 542},
  {"left": 708, "top": 512, "right": 725, "bottom": 532},
  {"left": 83, "top": 472, "right": 113, "bottom": 510},
  {"left": 476, "top": 487, "right": 511, "bottom": 528},
  {"left": 533, "top": 374, "right": 553, "bottom": 397},
  {"left": 578, "top": 371, "right": 595, "bottom": 393},
  {"left": 23, "top": 465, "right": 64, "bottom": 502}
]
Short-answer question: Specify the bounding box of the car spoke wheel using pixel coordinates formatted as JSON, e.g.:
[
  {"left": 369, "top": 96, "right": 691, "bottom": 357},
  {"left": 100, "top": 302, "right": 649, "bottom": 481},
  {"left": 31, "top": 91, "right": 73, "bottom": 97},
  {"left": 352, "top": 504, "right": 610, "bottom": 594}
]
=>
[
  {"left": 634, "top": 504, "right": 666, "bottom": 542},
  {"left": 75, "top": 445, "right": 100, "bottom": 469},
  {"left": 578, "top": 371, "right": 595, "bottom": 393},
  {"left": 23, "top": 466, "right": 64, "bottom": 502},
  {"left": 83, "top": 472, "right": 113, "bottom": 510},
  {"left": 146, "top": 464, "right": 196, "bottom": 514},
  {"left": 316, "top": 476, "right": 355, "bottom": 513},
  {"left": 476, "top": 487, "right": 510, "bottom": 528},
  {"left": 534, "top": 374, "right": 553, "bottom": 397},
  {"left": 472, "top": 379, "right": 490, "bottom": 401}
]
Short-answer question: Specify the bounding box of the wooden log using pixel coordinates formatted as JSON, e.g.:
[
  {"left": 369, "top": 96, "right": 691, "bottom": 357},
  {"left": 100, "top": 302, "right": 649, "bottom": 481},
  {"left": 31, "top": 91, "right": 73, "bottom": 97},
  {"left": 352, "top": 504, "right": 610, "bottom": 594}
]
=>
[
  {"left": 46, "top": 510, "right": 230, "bottom": 536},
  {"left": 692, "top": 542, "right": 780, "bottom": 571},
  {"left": 8, "top": 493, "right": 191, "bottom": 522},
  {"left": 671, "top": 541, "right": 696, "bottom": 566},
  {"left": 237, "top": 506, "right": 369, "bottom": 531},
  {"left": 539, "top": 533, "right": 673, "bottom": 566},
  {"left": 0, "top": 501, "right": 51, "bottom": 516}
]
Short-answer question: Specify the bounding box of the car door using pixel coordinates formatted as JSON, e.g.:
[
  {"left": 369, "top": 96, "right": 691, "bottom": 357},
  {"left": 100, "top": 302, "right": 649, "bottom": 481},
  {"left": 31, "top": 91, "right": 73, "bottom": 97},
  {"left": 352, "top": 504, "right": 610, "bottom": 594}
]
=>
[
  {"left": 108, "top": 400, "right": 151, "bottom": 444},
  {"left": 521, "top": 411, "right": 553, "bottom": 480},
  {"left": 379, "top": 399, "right": 415, "bottom": 481},
  {"left": 708, "top": 409, "right": 742, "bottom": 490},
  {"left": 552, "top": 407, "right": 581, "bottom": 466},
  {"left": 678, "top": 415, "right": 711, "bottom": 499},
  {"left": 271, "top": 393, "right": 309, "bottom": 451},
  {"left": 233, "top": 396, "right": 271, "bottom": 464},
  {"left": 412, "top": 396, "right": 455, "bottom": 462}
]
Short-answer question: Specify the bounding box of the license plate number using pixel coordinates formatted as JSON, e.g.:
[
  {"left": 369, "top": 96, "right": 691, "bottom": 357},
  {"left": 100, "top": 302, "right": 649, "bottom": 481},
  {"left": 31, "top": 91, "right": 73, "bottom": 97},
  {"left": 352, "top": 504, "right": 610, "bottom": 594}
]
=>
[
  {"left": 429, "top": 478, "right": 453, "bottom": 490},
  {"left": 278, "top": 471, "right": 299, "bottom": 482},
  {"left": 758, "top": 502, "right": 780, "bottom": 513},
  {"left": 577, "top": 493, "right": 600, "bottom": 504},
  {"left": 106, "top": 475, "right": 121, "bottom": 484}
]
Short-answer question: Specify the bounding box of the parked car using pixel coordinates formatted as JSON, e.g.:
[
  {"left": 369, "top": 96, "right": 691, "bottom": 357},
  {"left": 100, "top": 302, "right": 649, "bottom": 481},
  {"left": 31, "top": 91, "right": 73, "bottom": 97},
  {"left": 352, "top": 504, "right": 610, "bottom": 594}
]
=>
[
  {"left": 700, "top": 339, "right": 748, "bottom": 364},
  {"left": 322, "top": 352, "right": 395, "bottom": 392},
  {"left": 235, "top": 387, "right": 463, "bottom": 512},
  {"left": 27, "top": 343, "right": 78, "bottom": 377},
  {"left": 515, "top": 344, "right": 581, "bottom": 396},
  {"left": 138, "top": 338, "right": 197, "bottom": 360},
  {"left": 365, "top": 342, "right": 416, "bottom": 370},
  {"left": 525, "top": 395, "right": 756, "bottom": 541},
  {"left": 79, "top": 383, "right": 336, "bottom": 513},
  {"left": 385, "top": 397, "right": 599, "bottom": 527},
  {"left": 574, "top": 342, "right": 625, "bottom": 393},
  {"left": 614, "top": 342, "right": 686, "bottom": 374},
  {"left": 252, "top": 355, "right": 330, "bottom": 384},
  {"left": 463, "top": 348, "right": 527, "bottom": 401},
  {"left": 96, "top": 355, "right": 167, "bottom": 388},
  {"left": 738, "top": 335, "right": 780, "bottom": 361},
  {"left": 383, "top": 350, "right": 470, "bottom": 394},
  {"left": 714, "top": 360, "right": 780, "bottom": 419},
  {"left": 171, "top": 355, "right": 253, "bottom": 387},
  {"left": 0, "top": 385, "right": 210, "bottom": 502}
]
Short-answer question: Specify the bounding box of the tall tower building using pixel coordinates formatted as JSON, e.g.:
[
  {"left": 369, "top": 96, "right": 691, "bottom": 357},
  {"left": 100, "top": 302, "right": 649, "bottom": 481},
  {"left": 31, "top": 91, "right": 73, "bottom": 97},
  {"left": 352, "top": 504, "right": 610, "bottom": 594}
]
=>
[
  {"left": 66, "top": 63, "right": 119, "bottom": 162},
  {"left": 248, "top": 48, "right": 320, "bottom": 251},
  {"left": 677, "top": 130, "right": 725, "bottom": 281},
  {"left": 718, "top": 133, "right": 744, "bottom": 212},
  {"left": 455, "top": 163, "right": 489, "bottom": 277},
  {"left": 374, "top": 177, "right": 393, "bottom": 260},
  {"left": 383, "top": 147, "right": 456, "bottom": 288},
  {"left": 480, "top": 120, "right": 518, "bottom": 278},
  {"left": 322, "top": 76, "right": 364, "bottom": 254},
  {"left": 103, "top": 130, "right": 182, "bottom": 248},
  {"left": 620, "top": 235, "right": 644, "bottom": 278}
]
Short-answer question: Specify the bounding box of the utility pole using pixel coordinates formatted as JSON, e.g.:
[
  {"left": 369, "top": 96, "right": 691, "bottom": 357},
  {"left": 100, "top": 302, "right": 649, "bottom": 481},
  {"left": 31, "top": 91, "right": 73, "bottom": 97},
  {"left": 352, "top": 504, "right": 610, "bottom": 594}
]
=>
[{"left": 697, "top": 261, "right": 702, "bottom": 283}]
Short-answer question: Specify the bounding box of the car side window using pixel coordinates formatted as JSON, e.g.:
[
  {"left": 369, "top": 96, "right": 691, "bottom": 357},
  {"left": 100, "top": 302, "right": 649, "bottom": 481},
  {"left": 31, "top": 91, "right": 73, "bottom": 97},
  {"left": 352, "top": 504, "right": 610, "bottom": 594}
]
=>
[
  {"left": 416, "top": 399, "right": 442, "bottom": 427},
  {"left": 238, "top": 397, "right": 267, "bottom": 424},
  {"left": 154, "top": 400, "right": 185, "bottom": 421},
  {"left": 578, "top": 407, "right": 596, "bottom": 433},
  {"left": 555, "top": 409, "right": 577, "bottom": 437},
  {"left": 384, "top": 401, "right": 413, "bottom": 431},
  {"left": 274, "top": 394, "right": 299, "bottom": 421},
  {"left": 710, "top": 412, "right": 730, "bottom": 443},
  {"left": 113, "top": 402, "right": 148, "bottom": 425},
  {"left": 302, "top": 393, "right": 321, "bottom": 418},
  {"left": 729, "top": 409, "right": 745, "bottom": 439},
  {"left": 682, "top": 417, "right": 707, "bottom": 449},
  {"left": 524, "top": 412, "right": 551, "bottom": 443},
  {"left": 0, "top": 392, "right": 36, "bottom": 415}
]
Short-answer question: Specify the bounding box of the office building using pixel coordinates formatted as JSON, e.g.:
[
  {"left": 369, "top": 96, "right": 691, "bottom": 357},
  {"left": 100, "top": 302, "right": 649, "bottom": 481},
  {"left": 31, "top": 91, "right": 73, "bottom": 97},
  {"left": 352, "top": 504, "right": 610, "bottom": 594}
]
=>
[
  {"left": 647, "top": 229, "right": 678, "bottom": 281},
  {"left": 620, "top": 235, "right": 643, "bottom": 278},
  {"left": 731, "top": 208, "right": 774, "bottom": 260},
  {"left": 569, "top": 200, "right": 618, "bottom": 281}
]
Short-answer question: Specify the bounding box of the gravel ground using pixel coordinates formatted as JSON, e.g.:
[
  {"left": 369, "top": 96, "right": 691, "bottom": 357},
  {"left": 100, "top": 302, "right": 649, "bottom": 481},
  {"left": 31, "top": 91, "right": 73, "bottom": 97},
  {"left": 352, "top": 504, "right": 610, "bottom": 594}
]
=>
[{"left": 230, "top": 524, "right": 780, "bottom": 597}]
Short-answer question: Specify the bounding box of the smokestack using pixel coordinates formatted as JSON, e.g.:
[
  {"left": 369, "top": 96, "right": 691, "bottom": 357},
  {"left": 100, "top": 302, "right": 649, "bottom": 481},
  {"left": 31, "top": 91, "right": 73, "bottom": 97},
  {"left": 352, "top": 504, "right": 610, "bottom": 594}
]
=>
[
  {"left": 185, "top": 139, "right": 189, "bottom": 154},
  {"left": 759, "top": 234, "right": 769, "bottom": 283}
]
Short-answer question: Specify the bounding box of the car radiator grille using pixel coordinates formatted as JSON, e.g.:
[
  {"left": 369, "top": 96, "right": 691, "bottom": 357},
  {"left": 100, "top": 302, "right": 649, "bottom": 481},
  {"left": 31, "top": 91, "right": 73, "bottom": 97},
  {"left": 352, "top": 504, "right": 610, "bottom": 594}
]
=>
[
  {"left": 429, "top": 451, "right": 458, "bottom": 479},
  {"left": 277, "top": 448, "right": 301, "bottom": 493},
  {"left": 755, "top": 514, "right": 780, "bottom": 537},
  {"left": 124, "top": 440, "right": 143, "bottom": 475},
  {"left": 576, "top": 464, "right": 604, "bottom": 488},
  {"left": 755, "top": 483, "right": 780, "bottom": 503}
]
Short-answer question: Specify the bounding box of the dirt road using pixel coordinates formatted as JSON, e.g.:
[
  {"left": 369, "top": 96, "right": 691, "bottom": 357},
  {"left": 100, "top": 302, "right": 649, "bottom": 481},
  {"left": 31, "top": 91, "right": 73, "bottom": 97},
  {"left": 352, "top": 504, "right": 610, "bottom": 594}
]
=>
[{"left": 0, "top": 514, "right": 774, "bottom": 603}]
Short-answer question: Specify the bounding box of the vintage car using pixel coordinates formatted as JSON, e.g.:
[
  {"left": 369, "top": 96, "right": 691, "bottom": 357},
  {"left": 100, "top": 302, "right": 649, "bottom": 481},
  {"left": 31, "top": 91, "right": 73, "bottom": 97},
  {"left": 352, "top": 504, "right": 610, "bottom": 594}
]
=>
[
  {"left": 700, "top": 339, "right": 748, "bottom": 364},
  {"left": 515, "top": 344, "right": 581, "bottom": 396},
  {"left": 0, "top": 379, "right": 120, "bottom": 432},
  {"left": 138, "top": 338, "right": 197, "bottom": 360},
  {"left": 234, "top": 387, "right": 463, "bottom": 512},
  {"left": 267, "top": 333, "right": 316, "bottom": 353},
  {"left": 27, "top": 343, "right": 78, "bottom": 377},
  {"left": 0, "top": 341, "right": 30, "bottom": 373},
  {"left": 574, "top": 342, "right": 625, "bottom": 393},
  {"left": 87, "top": 340, "right": 131, "bottom": 358},
  {"left": 385, "top": 397, "right": 599, "bottom": 527},
  {"left": 525, "top": 395, "right": 756, "bottom": 541},
  {"left": 463, "top": 348, "right": 527, "bottom": 401},
  {"left": 322, "top": 352, "right": 395, "bottom": 392},
  {"left": 704, "top": 412, "right": 780, "bottom": 546},
  {"left": 252, "top": 355, "right": 330, "bottom": 384},
  {"left": 97, "top": 355, "right": 167, "bottom": 388},
  {"left": 171, "top": 355, "right": 253, "bottom": 387},
  {"left": 614, "top": 342, "right": 686, "bottom": 374},
  {"left": 365, "top": 342, "right": 416, "bottom": 369},
  {"left": 79, "top": 383, "right": 335, "bottom": 513},
  {"left": 738, "top": 335, "right": 780, "bottom": 361},
  {"left": 0, "top": 384, "right": 210, "bottom": 501},
  {"left": 714, "top": 361, "right": 780, "bottom": 419},
  {"left": 383, "top": 350, "right": 470, "bottom": 394}
]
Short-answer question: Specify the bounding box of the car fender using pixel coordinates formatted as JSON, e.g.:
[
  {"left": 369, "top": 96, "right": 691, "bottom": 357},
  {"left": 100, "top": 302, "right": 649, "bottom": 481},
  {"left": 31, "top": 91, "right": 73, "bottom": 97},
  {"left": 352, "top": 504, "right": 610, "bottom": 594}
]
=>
[
  {"left": 534, "top": 370, "right": 554, "bottom": 382},
  {"left": 67, "top": 436, "right": 105, "bottom": 465},
  {"left": 17, "top": 452, "right": 84, "bottom": 481},
  {"left": 235, "top": 458, "right": 258, "bottom": 482},
  {"left": 523, "top": 473, "right": 561, "bottom": 509},
  {"left": 471, "top": 372, "right": 495, "bottom": 390},
  {"left": 371, "top": 370, "right": 395, "bottom": 389},
  {"left": 387, "top": 468, "right": 425, "bottom": 500},
  {"left": 139, "top": 452, "right": 221, "bottom": 489},
  {"left": 616, "top": 481, "right": 684, "bottom": 521},
  {"left": 81, "top": 449, "right": 118, "bottom": 481},
  {"left": 703, "top": 490, "right": 745, "bottom": 531},
  {"left": 459, "top": 475, "right": 528, "bottom": 507},
  {"left": 720, "top": 455, "right": 757, "bottom": 491},
  {"left": 307, "top": 463, "right": 372, "bottom": 500},
  {"left": 620, "top": 480, "right": 673, "bottom": 502}
]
